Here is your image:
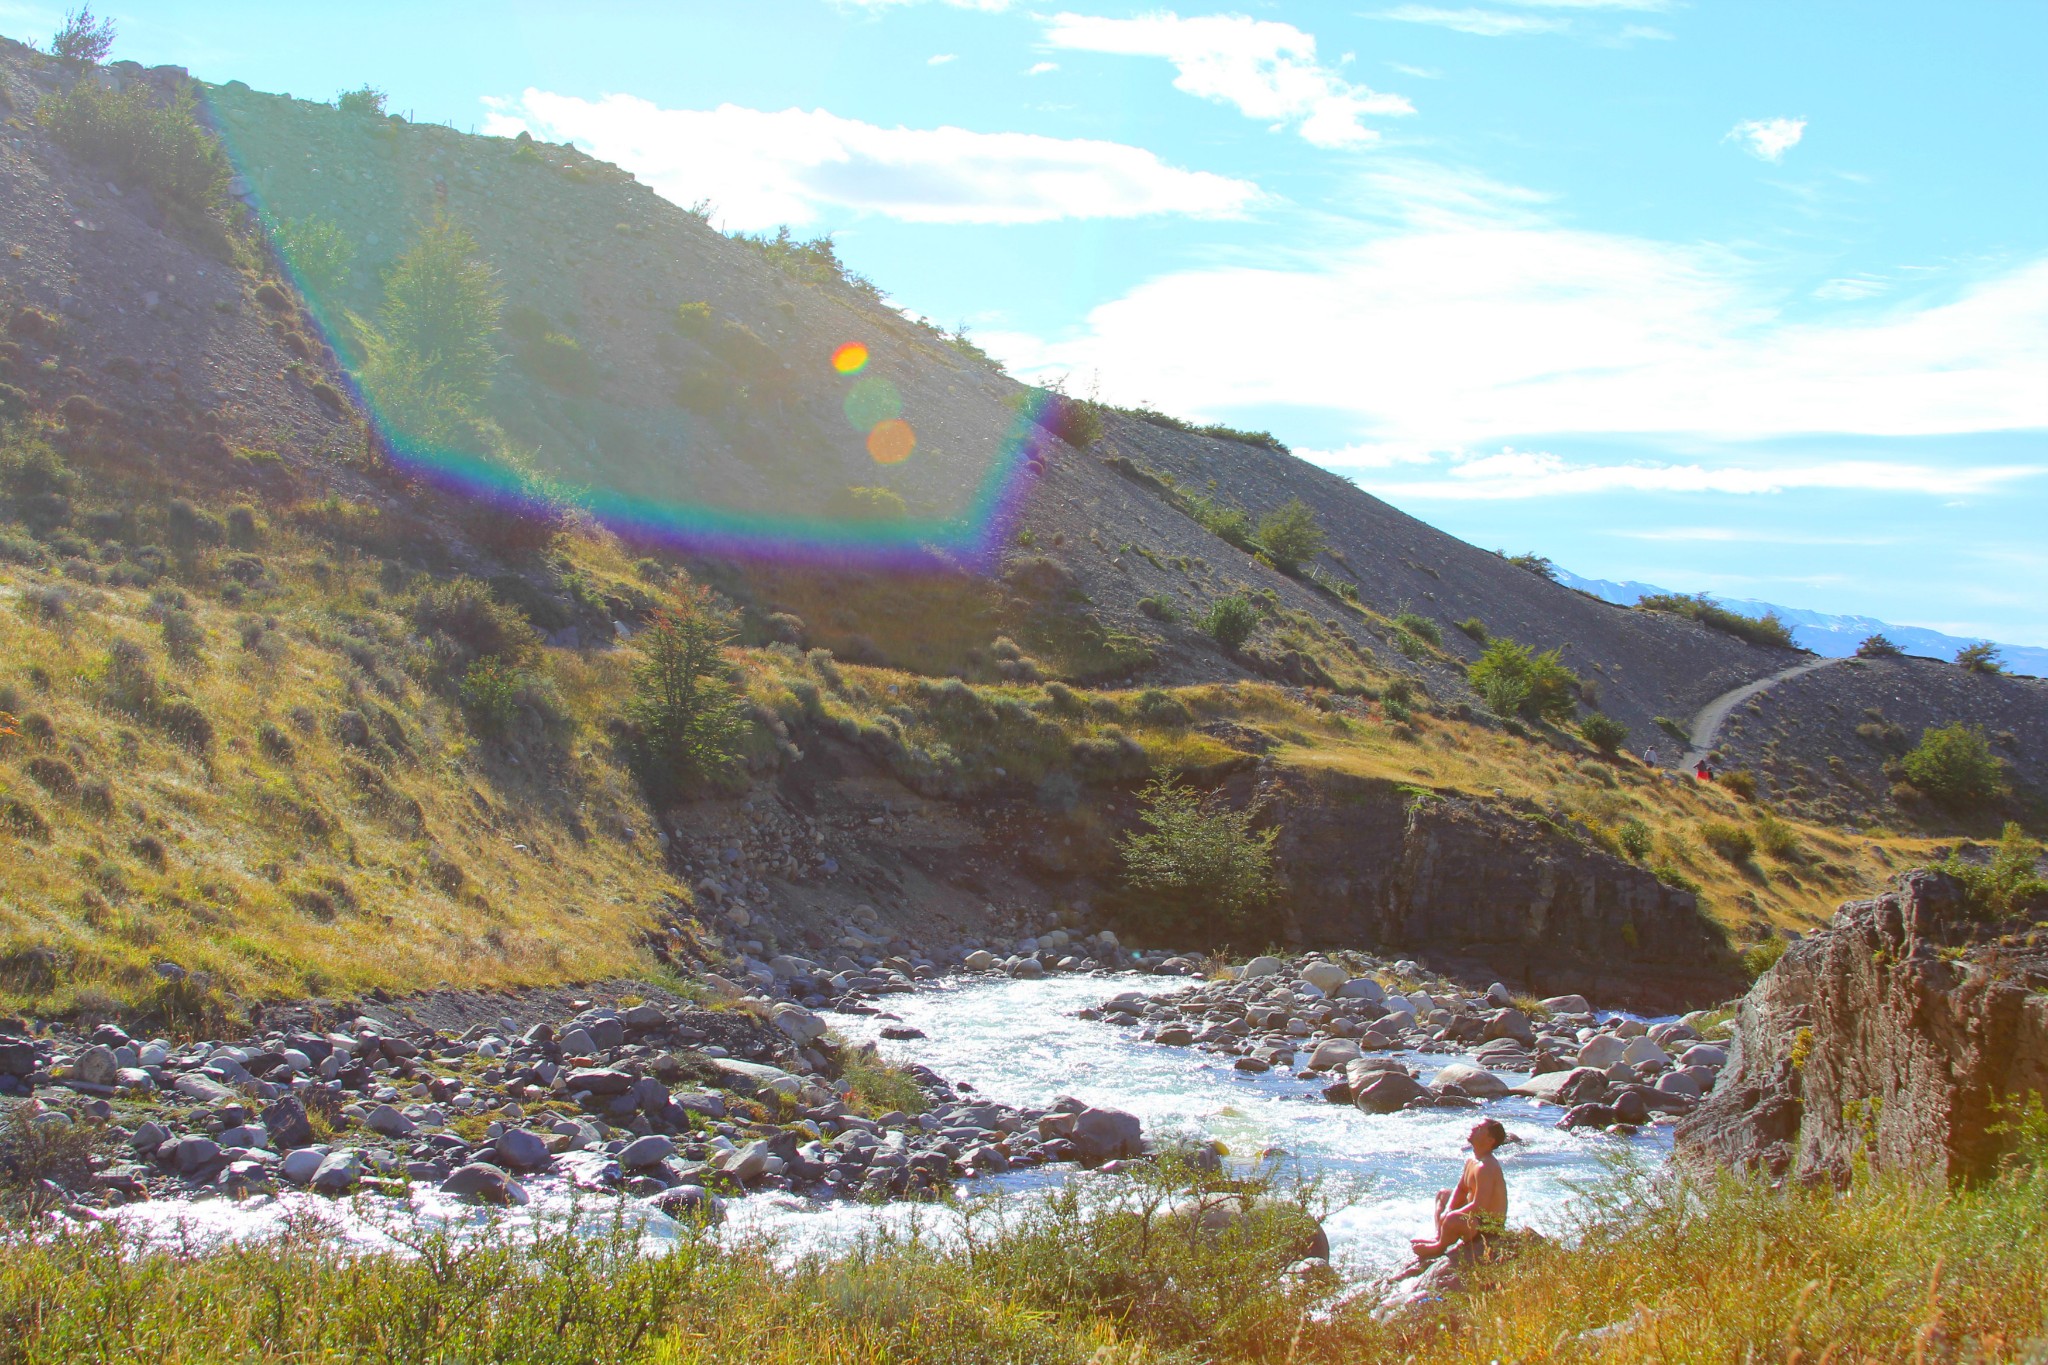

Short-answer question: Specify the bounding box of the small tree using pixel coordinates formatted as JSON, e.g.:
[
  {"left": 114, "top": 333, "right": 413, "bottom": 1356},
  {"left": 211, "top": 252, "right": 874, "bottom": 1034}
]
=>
[
  {"left": 1503, "top": 551, "right": 1557, "bottom": 581},
  {"left": 1255, "top": 498, "right": 1324, "bottom": 573},
  {"left": 1856, "top": 634, "right": 1903, "bottom": 658},
  {"left": 336, "top": 85, "right": 388, "bottom": 118},
  {"left": 1199, "top": 595, "right": 1258, "bottom": 652},
  {"left": 374, "top": 212, "right": 504, "bottom": 408},
  {"left": 51, "top": 5, "right": 115, "bottom": 66},
  {"left": 1955, "top": 641, "right": 2004, "bottom": 675},
  {"left": 1468, "top": 636, "right": 1580, "bottom": 723},
  {"left": 1119, "top": 775, "right": 1276, "bottom": 933},
  {"left": 627, "top": 589, "right": 749, "bottom": 800},
  {"left": 273, "top": 215, "right": 357, "bottom": 301},
  {"left": 1902, "top": 722, "right": 2005, "bottom": 809},
  {"left": 1579, "top": 712, "right": 1628, "bottom": 755},
  {"left": 1941, "top": 822, "right": 2048, "bottom": 918}
]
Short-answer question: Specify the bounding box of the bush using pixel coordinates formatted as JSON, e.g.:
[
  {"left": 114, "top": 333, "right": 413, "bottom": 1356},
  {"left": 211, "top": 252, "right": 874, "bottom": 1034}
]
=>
[
  {"left": 1753, "top": 811, "right": 1801, "bottom": 859},
  {"left": 366, "top": 212, "right": 503, "bottom": 410},
  {"left": 1199, "top": 596, "right": 1258, "bottom": 652},
  {"left": 1033, "top": 391, "right": 1102, "bottom": 450},
  {"left": 825, "top": 485, "right": 907, "bottom": 521},
  {"left": 1637, "top": 592, "right": 1798, "bottom": 650},
  {"left": 626, "top": 588, "right": 748, "bottom": 801},
  {"left": 39, "top": 78, "right": 226, "bottom": 214},
  {"left": 1467, "top": 637, "right": 1580, "bottom": 723},
  {"left": 1392, "top": 611, "right": 1441, "bottom": 647},
  {"left": 674, "top": 300, "right": 715, "bottom": 338},
  {"left": 1700, "top": 820, "right": 1757, "bottom": 862},
  {"left": 1136, "top": 595, "right": 1178, "bottom": 622},
  {"left": 1955, "top": 641, "right": 2004, "bottom": 674},
  {"left": 272, "top": 215, "right": 357, "bottom": 301},
  {"left": 1617, "top": 817, "right": 1653, "bottom": 860},
  {"left": 50, "top": 5, "right": 116, "bottom": 65},
  {"left": 458, "top": 658, "right": 525, "bottom": 738},
  {"left": 1579, "top": 712, "right": 1629, "bottom": 755},
  {"left": 1941, "top": 822, "right": 2048, "bottom": 918},
  {"left": 1457, "top": 617, "right": 1487, "bottom": 642},
  {"left": 410, "top": 578, "right": 540, "bottom": 670},
  {"left": 1502, "top": 551, "right": 1557, "bottom": 581},
  {"left": 1856, "top": 633, "right": 1904, "bottom": 658},
  {"left": 1901, "top": 722, "right": 2005, "bottom": 810},
  {"left": 1743, "top": 935, "right": 1787, "bottom": 980},
  {"left": 335, "top": 84, "right": 387, "bottom": 117},
  {"left": 1721, "top": 768, "right": 1758, "bottom": 801},
  {"left": 1253, "top": 499, "right": 1323, "bottom": 572},
  {"left": 1119, "top": 776, "right": 1277, "bottom": 932}
]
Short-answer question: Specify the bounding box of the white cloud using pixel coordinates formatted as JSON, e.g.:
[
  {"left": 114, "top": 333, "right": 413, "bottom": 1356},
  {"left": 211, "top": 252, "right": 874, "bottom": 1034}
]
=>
[
  {"left": 1359, "top": 449, "right": 2044, "bottom": 500},
  {"left": 1813, "top": 275, "right": 1888, "bottom": 301},
  {"left": 1728, "top": 116, "right": 1806, "bottom": 162},
  {"left": 1377, "top": 7, "right": 1571, "bottom": 37},
  {"left": 481, "top": 89, "right": 1262, "bottom": 230},
  {"left": 1043, "top": 12, "right": 1413, "bottom": 148},
  {"left": 985, "top": 217, "right": 2048, "bottom": 451},
  {"left": 1609, "top": 527, "right": 1903, "bottom": 546},
  {"left": 1026, "top": 61, "right": 1059, "bottom": 76},
  {"left": 927, "top": 53, "right": 958, "bottom": 65},
  {"left": 834, "top": 0, "right": 1014, "bottom": 10}
]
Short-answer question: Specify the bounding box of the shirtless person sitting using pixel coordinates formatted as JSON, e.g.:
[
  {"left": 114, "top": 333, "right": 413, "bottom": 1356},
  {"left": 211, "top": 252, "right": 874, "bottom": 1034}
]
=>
[{"left": 1410, "top": 1118, "right": 1509, "bottom": 1261}]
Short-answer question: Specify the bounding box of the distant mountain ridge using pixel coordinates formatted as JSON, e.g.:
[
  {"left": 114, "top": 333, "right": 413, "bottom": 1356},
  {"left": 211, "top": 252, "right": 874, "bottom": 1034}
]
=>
[{"left": 1552, "top": 569, "right": 2048, "bottom": 679}]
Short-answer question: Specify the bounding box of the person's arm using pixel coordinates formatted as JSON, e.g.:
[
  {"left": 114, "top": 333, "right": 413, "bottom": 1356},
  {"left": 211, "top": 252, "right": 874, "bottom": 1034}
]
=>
[{"left": 1443, "top": 1163, "right": 1481, "bottom": 1217}]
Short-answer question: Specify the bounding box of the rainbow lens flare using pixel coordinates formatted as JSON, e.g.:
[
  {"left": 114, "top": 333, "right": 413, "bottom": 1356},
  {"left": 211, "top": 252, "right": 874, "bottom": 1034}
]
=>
[
  {"left": 867, "top": 418, "right": 917, "bottom": 465},
  {"left": 831, "top": 341, "right": 869, "bottom": 375}
]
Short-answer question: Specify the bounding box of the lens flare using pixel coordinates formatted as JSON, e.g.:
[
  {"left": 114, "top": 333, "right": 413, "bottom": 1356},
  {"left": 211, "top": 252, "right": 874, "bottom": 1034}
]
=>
[
  {"left": 843, "top": 376, "right": 903, "bottom": 432},
  {"left": 867, "top": 418, "right": 917, "bottom": 465},
  {"left": 831, "top": 341, "right": 869, "bottom": 375}
]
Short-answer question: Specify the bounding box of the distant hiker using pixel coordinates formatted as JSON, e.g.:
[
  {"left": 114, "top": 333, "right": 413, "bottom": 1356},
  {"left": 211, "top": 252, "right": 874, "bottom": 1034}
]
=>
[
  {"left": 1410, "top": 1118, "right": 1509, "bottom": 1262},
  {"left": 1695, "top": 759, "right": 1713, "bottom": 782},
  {"left": 1643, "top": 746, "right": 1659, "bottom": 768}
]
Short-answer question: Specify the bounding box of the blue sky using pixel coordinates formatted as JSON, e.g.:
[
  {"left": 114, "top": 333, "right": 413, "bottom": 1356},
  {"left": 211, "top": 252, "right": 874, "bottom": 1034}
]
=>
[{"left": 21, "top": 0, "right": 2048, "bottom": 643}]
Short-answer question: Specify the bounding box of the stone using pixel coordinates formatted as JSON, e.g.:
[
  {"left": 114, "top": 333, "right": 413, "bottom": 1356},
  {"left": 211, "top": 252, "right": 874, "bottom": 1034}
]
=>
[
  {"left": 1338, "top": 977, "right": 1386, "bottom": 1003},
  {"left": 1679, "top": 1044, "right": 1728, "bottom": 1069},
  {"left": 1576, "top": 1034, "right": 1627, "bottom": 1070},
  {"left": 1483, "top": 1008, "right": 1536, "bottom": 1046},
  {"left": 75, "top": 1045, "right": 120, "bottom": 1087},
  {"left": 564, "top": 1068, "right": 634, "bottom": 1095},
  {"left": 1620, "top": 1037, "right": 1669, "bottom": 1069},
  {"left": 496, "top": 1129, "right": 552, "bottom": 1172},
  {"left": 1242, "top": 956, "right": 1284, "bottom": 978},
  {"left": 1300, "top": 962, "right": 1348, "bottom": 994},
  {"left": 649, "top": 1185, "right": 724, "bottom": 1223},
  {"left": 1485, "top": 982, "right": 1513, "bottom": 1007},
  {"left": 1613, "top": 1089, "right": 1652, "bottom": 1125},
  {"left": 963, "top": 950, "right": 996, "bottom": 971},
  {"left": 1655, "top": 1071, "right": 1703, "bottom": 1100},
  {"left": 441, "top": 1163, "right": 528, "bottom": 1205},
  {"left": 1306, "top": 1038, "right": 1361, "bottom": 1071},
  {"left": 1430, "top": 1063, "right": 1509, "bottom": 1099},
  {"left": 621, "top": 1003, "right": 668, "bottom": 1030},
  {"left": 721, "top": 1139, "right": 772, "bottom": 1183},
  {"left": 1009, "top": 958, "right": 1046, "bottom": 980},
  {"left": 173, "top": 1073, "right": 237, "bottom": 1105},
  {"left": 363, "top": 1104, "right": 416, "bottom": 1137},
  {"left": 170, "top": 1135, "right": 220, "bottom": 1174},
  {"left": 1153, "top": 1026, "right": 1194, "bottom": 1046},
  {"left": 1234, "top": 1057, "right": 1271, "bottom": 1073},
  {"left": 0, "top": 1039, "right": 37, "bottom": 1078},
  {"left": 280, "top": 1148, "right": 326, "bottom": 1184},
  {"left": 1354, "top": 1071, "right": 1428, "bottom": 1114},
  {"left": 131, "top": 1120, "right": 168, "bottom": 1151},
  {"left": 771, "top": 1005, "right": 828, "bottom": 1045},
  {"left": 1518, "top": 1067, "right": 1611, "bottom": 1107},
  {"left": 310, "top": 1150, "right": 361, "bottom": 1193},
  {"left": 617, "top": 1135, "right": 677, "bottom": 1169},
  {"left": 1541, "top": 994, "right": 1592, "bottom": 1015},
  {"left": 262, "top": 1096, "right": 315, "bottom": 1150},
  {"left": 558, "top": 1027, "right": 598, "bottom": 1056}
]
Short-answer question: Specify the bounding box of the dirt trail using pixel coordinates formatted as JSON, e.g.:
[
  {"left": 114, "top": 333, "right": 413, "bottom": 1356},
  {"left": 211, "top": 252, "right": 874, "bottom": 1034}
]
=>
[{"left": 1681, "top": 656, "right": 1839, "bottom": 769}]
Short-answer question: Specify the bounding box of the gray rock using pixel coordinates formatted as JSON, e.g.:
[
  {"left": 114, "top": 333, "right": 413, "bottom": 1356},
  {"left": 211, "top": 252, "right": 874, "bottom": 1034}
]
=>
[
  {"left": 1300, "top": 961, "right": 1348, "bottom": 994},
  {"left": 564, "top": 1068, "right": 633, "bottom": 1095},
  {"left": 1009, "top": 957, "right": 1046, "bottom": 980},
  {"left": 1354, "top": 1071, "right": 1429, "bottom": 1113},
  {"left": 1541, "top": 994, "right": 1592, "bottom": 1015},
  {"left": 1484, "top": 1008, "right": 1536, "bottom": 1046},
  {"left": 1242, "top": 956, "right": 1284, "bottom": 978},
  {"left": 363, "top": 1104, "right": 416, "bottom": 1137},
  {"left": 648, "top": 1185, "right": 724, "bottom": 1223},
  {"left": 131, "top": 1120, "right": 168, "bottom": 1151},
  {"left": 1306, "top": 1038, "right": 1362, "bottom": 1071},
  {"left": 721, "top": 1139, "right": 771, "bottom": 1183},
  {"left": 963, "top": 949, "right": 996, "bottom": 971},
  {"left": 75, "top": 1045, "right": 120, "bottom": 1087},
  {"left": 1338, "top": 977, "right": 1386, "bottom": 1003},
  {"left": 262, "top": 1097, "right": 314, "bottom": 1149},
  {"left": 558, "top": 1027, "right": 598, "bottom": 1055},
  {"left": 280, "top": 1147, "right": 326, "bottom": 1184},
  {"left": 310, "top": 1150, "right": 361, "bottom": 1193},
  {"left": 770, "top": 1005, "right": 827, "bottom": 1045},
  {"left": 1679, "top": 1044, "right": 1727, "bottom": 1069},
  {"left": 495, "top": 1128, "right": 552, "bottom": 1172},
  {"left": 1430, "top": 1063, "right": 1509, "bottom": 1099},
  {"left": 1655, "top": 1071, "right": 1703, "bottom": 1100},
  {"left": 0, "top": 1039, "right": 38, "bottom": 1078},
  {"left": 173, "top": 1073, "right": 237, "bottom": 1105},
  {"left": 171, "top": 1135, "right": 220, "bottom": 1174},
  {"left": 1576, "top": 1034, "right": 1627, "bottom": 1070},
  {"left": 617, "top": 1135, "right": 677, "bottom": 1169},
  {"left": 1051, "top": 1106, "right": 1144, "bottom": 1163},
  {"left": 440, "top": 1163, "right": 528, "bottom": 1205},
  {"left": 621, "top": 1003, "right": 668, "bottom": 1030}
]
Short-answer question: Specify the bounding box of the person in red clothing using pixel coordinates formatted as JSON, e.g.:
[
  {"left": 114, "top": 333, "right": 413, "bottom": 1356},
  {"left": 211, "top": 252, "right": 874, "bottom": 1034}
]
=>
[{"left": 1695, "top": 758, "right": 1713, "bottom": 781}]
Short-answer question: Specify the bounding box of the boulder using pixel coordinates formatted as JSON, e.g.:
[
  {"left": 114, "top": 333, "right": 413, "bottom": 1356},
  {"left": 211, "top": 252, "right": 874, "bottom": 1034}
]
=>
[
  {"left": 1576, "top": 1034, "right": 1627, "bottom": 1070},
  {"left": 1242, "top": 956, "right": 1284, "bottom": 978},
  {"left": 617, "top": 1135, "right": 677, "bottom": 1169},
  {"left": 1300, "top": 962, "right": 1348, "bottom": 994},
  {"left": 770, "top": 1005, "right": 829, "bottom": 1045},
  {"left": 1009, "top": 958, "right": 1046, "bottom": 981},
  {"left": 1679, "top": 1044, "right": 1728, "bottom": 1069},
  {"left": 309, "top": 1150, "right": 361, "bottom": 1193},
  {"left": 495, "top": 1129, "right": 552, "bottom": 1172},
  {"left": 649, "top": 1185, "right": 724, "bottom": 1224},
  {"left": 262, "top": 1096, "right": 314, "bottom": 1150},
  {"left": 1519, "top": 1066, "right": 1611, "bottom": 1107},
  {"left": 1541, "top": 994, "right": 1592, "bottom": 1015},
  {"left": 1655, "top": 1071, "right": 1703, "bottom": 1100},
  {"left": 280, "top": 1148, "right": 326, "bottom": 1184},
  {"left": 75, "top": 1045, "right": 120, "bottom": 1087},
  {"left": 1483, "top": 1009, "right": 1536, "bottom": 1046},
  {"left": 1354, "top": 1071, "right": 1428, "bottom": 1114},
  {"left": 564, "top": 1068, "right": 634, "bottom": 1095},
  {"left": 1038, "top": 1106, "right": 1143, "bottom": 1163},
  {"left": 1306, "top": 1038, "right": 1361, "bottom": 1071},
  {"left": 441, "top": 1163, "right": 528, "bottom": 1205},
  {"left": 1430, "top": 1063, "right": 1509, "bottom": 1099},
  {"left": 1620, "top": 1037, "right": 1669, "bottom": 1069},
  {"left": 363, "top": 1104, "right": 415, "bottom": 1137},
  {"left": 1338, "top": 977, "right": 1386, "bottom": 1003},
  {"left": 1153, "top": 1025, "right": 1194, "bottom": 1046},
  {"left": 720, "top": 1139, "right": 772, "bottom": 1183},
  {"left": 963, "top": 949, "right": 996, "bottom": 971}
]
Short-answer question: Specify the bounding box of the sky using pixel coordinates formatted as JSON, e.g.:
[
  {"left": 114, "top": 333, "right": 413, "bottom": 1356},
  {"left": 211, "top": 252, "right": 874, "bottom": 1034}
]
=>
[{"left": 15, "top": 0, "right": 2047, "bottom": 644}]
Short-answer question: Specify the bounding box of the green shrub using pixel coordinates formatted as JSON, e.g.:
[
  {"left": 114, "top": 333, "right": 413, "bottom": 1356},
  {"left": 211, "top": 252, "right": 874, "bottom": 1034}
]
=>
[
  {"left": 1955, "top": 641, "right": 2004, "bottom": 674},
  {"left": 1133, "top": 689, "right": 1193, "bottom": 728},
  {"left": 1393, "top": 611, "right": 1441, "bottom": 647},
  {"left": 1617, "top": 817, "right": 1653, "bottom": 860},
  {"left": 1253, "top": 498, "right": 1324, "bottom": 572},
  {"left": 1700, "top": 820, "right": 1757, "bottom": 862},
  {"left": 1902, "top": 722, "right": 2005, "bottom": 809},
  {"left": 39, "top": 78, "right": 225, "bottom": 214},
  {"left": 674, "top": 300, "right": 715, "bottom": 338},
  {"left": 626, "top": 588, "right": 748, "bottom": 801},
  {"left": 1579, "top": 712, "right": 1628, "bottom": 755},
  {"left": 826, "top": 486, "right": 907, "bottom": 521},
  {"left": 410, "top": 578, "right": 540, "bottom": 669},
  {"left": 1856, "top": 634, "right": 1904, "bottom": 658},
  {"left": 1502, "top": 551, "right": 1557, "bottom": 581},
  {"left": 1652, "top": 861, "right": 1702, "bottom": 894},
  {"left": 365, "top": 212, "right": 503, "bottom": 411},
  {"left": 1753, "top": 811, "right": 1801, "bottom": 860},
  {"left": 1637, "top": 592, "right": 1798, "bottom": 650},
  {"left": 1199, "top": 596, "right": 1258, "bottom": 652},
  {"left": 1939, "top": 823, "right": 2048, "bottom": 918},
  {"left": 1119, "top": 775, "right": 1276, "bottom": 932},
  {"left": 335, "top": 84, "right": 387, "bottom": 118},
  {"left": 838, "top": 1045, "right": 928, "bottom": 1117},
  {"left": 1721, "top": 768, "right": 1758, "bottom": 801},
  {"left": 50, "top": 6, "right": 117, "bottom": 66},
  {"left": 1743, "top": 935, "right": 1788, "bottom": 980},
  {"left": 1182, "top": 492, "right": 1255, "bottom": 551},
  {"left": 521, "top": 329, "right": 596, "bottom": 395},
  {"left": 1467, "top": 637, "right": 1579, "bottom": 723},
  {"left": 1136, "top": 595, "right": 1178, "bottom": 622},
  {"left": 1457, "top": 617, "right": 1487, "bottom": 642}
]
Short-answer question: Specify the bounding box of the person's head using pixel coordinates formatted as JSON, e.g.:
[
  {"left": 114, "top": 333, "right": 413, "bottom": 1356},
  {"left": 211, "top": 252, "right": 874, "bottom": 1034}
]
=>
[{"left": 1468, "top": 1118, "right": 1507, "bottom": 1155}]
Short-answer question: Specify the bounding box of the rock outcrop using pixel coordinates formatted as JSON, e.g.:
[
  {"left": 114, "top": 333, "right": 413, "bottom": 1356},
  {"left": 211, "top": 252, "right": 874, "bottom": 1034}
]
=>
[{"left": 1676, "top": 870, "right": 2048, "bottom": 1183}]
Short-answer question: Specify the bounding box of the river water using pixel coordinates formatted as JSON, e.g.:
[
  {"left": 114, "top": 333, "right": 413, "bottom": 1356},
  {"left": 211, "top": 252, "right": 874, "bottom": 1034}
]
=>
[{"left": 115, "top": 973, "right": 1668, "bottom": 1277}]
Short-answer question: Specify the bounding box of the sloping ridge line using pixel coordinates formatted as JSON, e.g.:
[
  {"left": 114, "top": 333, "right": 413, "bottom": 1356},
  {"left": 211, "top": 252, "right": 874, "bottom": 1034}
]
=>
[{"left": 1682, "top": 657, "right": 1839, "bottom": 767}]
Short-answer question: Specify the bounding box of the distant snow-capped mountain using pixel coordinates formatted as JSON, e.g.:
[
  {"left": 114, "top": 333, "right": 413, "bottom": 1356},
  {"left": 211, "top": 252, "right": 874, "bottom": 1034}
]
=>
[{"left": 1551, "top": 569, "right": 2048, "bottom": 679}]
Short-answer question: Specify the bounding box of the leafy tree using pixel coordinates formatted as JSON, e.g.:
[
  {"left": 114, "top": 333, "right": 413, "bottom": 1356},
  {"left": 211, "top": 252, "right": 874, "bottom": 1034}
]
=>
[
  {"left": 1955, "top": 641, "right": 2005, "bottom": 675},
  {"left": 38, "top": 81, "right": 226, "bottom": 213},
  {"left": 627, "top": 589, "right": 749, "bottom": 800},
  {"left": 273, "top": 215, "right": 357, "bottom": 301},
  {"left": 1199, "top": 596, "right": 1258, "bottom": 652},
  {"left": 50, "top": 5, "right": 115, "bottom": 65},
  {"left": 1579, "top": 712, "right": 1629, "bottom": 755},
  {"left": 1856, "top": 634, "right": 1904, "bottom": 658},
  {"left": 374, "top": 213, "right": 503, "bottom": 408},
  {"left": 1255, "top": 498, "right": 1324, "bottom": 572},
  {"left": 1902, "top": 722, "right": 2005, "bottom": 809},
  {"left": 1119, "top": 776, "right": 1276, "bottom": 932},
  {"left": 336, "top": 85, "right": 388, "bottom": 118},
  {"left": 1502, "top": 551, "right": 1557, "bottom": 581},
  {"left": 1467, "top": 637, "right": 1581, "bottom": 723}
]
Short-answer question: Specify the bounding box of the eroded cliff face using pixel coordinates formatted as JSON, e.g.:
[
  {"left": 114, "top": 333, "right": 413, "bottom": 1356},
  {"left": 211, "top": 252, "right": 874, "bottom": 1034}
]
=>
[
  {"left": 1262, "top": 777, "right": 1741, "bottom": 1010},
  {"left": 1677, "top": 870, "right": 2048, "bottom": 1183}
]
